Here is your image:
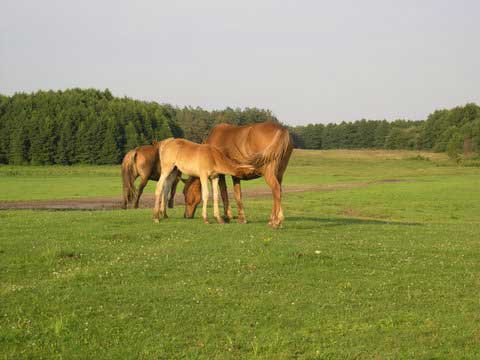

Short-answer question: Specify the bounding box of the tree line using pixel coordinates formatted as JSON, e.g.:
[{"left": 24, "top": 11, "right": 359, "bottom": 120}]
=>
[
  {"left": 0, "top": 88, "right": 478, "bottom": 165},
  {"left": 290, "top": 103, "right": 480, "bottom": 156},
  {"left": 0, "top": 88, "right": 277, "bottom": 165}
]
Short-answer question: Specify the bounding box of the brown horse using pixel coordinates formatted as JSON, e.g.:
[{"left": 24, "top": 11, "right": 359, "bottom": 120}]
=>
[
  {"left": 121, "top": 144, "right": 179, "bottom": 209},
  {"left": 153, "top": 138, "right": 254, "bottom": 224},
  {"left": 183, "top": 122, "right": 293, "bottom": 228}
]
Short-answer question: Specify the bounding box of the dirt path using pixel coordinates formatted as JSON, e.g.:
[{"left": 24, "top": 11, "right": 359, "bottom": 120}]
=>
[{"left": 0, "top": 180, "right": 406, "bottom": 211}]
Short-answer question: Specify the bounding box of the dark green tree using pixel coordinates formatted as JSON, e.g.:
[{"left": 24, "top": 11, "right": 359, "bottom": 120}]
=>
[
  {"left": 99, "top": 118, "right": 122, "bottom": 164},
  {"left": 9, "top": 125, "right": 30, "bottom": 164},
  {"left": 124, "top": 122, "right": 139, "bottom": 151},
  {"left": 55, "top": 118, "right": 76, "bottom": 165}
]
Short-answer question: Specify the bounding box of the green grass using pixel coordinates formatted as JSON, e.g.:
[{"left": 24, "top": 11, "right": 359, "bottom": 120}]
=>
[
  {"left": 0, "top": 165, "right": 122, "bottom": 201},
  {"left": 0, "top": 149, "right": 467, "bottom": 201},
  {"left": 1, "top": 150, "right": 480, "bottom": 359}
]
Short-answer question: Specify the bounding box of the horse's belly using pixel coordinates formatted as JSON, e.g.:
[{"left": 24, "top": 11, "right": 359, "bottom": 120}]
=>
[
  {"left": 239, "top": 174, "right": 261, "bottom": 181},
  {"left": 176, "top": 163, "right": 199, "bottom": 178}
]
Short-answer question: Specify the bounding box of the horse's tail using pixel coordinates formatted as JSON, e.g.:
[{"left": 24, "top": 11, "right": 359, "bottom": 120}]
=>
[
  {"left": 121, "top": 149, "right": 138, "bottom": 207},
  {"left": 248, "top": 127, "right": 292, "bottom": 168}
]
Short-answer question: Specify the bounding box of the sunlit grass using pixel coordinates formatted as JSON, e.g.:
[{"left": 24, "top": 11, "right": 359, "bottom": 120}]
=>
[
  {"left": 0, "top": 149, "right": 469, "bottom": 201},
  {"left": 1, "top": 150, "right": 480, "bottom": 358}
]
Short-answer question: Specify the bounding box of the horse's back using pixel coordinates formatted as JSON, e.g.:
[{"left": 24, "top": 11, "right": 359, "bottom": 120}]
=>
[
  {"left": 207, "top": 122, "right": 289, "bottom": 158},
  {"left": 135, "top": 145, "right": 158, "bottom": 164},
  {"left": 246, "top": 122, "right": 287, "bottom": 150},
  {"left": 159, "top": 138, "right": 217, "bottom": 177}
]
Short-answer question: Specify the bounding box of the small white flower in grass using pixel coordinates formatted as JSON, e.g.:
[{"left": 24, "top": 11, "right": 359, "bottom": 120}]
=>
[{"left": 315, "top": 250, "right": 321, "bottom": 255}]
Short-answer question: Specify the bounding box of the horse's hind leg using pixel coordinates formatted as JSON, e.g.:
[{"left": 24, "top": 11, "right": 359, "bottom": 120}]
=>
[
  {"left": 153, "top": 165, "right": 174, "bottom": 222},
  {"left": 212, "top": 177, "right": 224, "bottom": 224},
  {"left": 264, "top": 165, "right": 282, "bottom": 228},
  {"left": 153, "top": 174, "right": 167, "bottom": 222},
  {"left": 275, "top": 159, "right": 290, "bottom": 224},
  {"left": 219, "top": 175, "right": 232, "bottom": 222},
  {"left": 232, "top": 177, "right": 246, "bottom": 224},
  {"left": 134, "top": 176, "right": 148, "bottom": 209}
]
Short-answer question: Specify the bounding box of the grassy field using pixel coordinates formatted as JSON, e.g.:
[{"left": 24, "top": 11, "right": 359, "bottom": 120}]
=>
[
  {"left": 0, "top": 149, "right": 474, "bottom": 201},
  {"left": 1, "top": 150, "right": 480, "bottom": 359}
]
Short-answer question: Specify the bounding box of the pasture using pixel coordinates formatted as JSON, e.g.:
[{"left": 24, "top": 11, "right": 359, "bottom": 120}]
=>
[{"left": 1, "top": 150, "right": 480, "bottom": 359}]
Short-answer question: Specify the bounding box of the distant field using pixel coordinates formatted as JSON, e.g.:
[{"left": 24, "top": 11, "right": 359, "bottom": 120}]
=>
[
  {"left": 1, "top": 150, "right": 480, "bottom": 359},
  {"left": 0, "top": 149, "right": 468, "bottom": 202}
]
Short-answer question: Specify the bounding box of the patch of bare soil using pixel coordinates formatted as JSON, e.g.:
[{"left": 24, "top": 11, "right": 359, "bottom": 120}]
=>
[
  {"left": 0, "top": 179, "right": 409, "bottom": 211},
  {"left": 337, "top": 207, "right": 391, "bottom": 220}
]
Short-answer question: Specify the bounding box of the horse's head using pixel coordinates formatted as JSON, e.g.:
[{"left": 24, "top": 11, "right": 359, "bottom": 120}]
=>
[{"left": 182, "top": 177, "right": 202, "bottom": 218}]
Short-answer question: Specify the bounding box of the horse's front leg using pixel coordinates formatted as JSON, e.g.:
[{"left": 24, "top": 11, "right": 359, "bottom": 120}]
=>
[
  {"left": 161, "top": 170, "right": 179, "bottom": 218},
  {"left": 168, "top": 173, "right": 180, "bottom": 208},
  {"left": 232, "top": 177, "right": 246, "bottom": 224},
  {"left": 200, "top": 176, "right": 210, "bottom": 224},
  {"left": 219, "top": 175, "right": 232, "bottom": 222}
]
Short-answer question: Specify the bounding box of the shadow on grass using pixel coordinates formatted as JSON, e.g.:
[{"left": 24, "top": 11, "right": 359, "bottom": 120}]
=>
[
  {"left": 245, "top": 216, "right": 420, "bottom": 227},
  {"left": 287, "top": 216, "right": 421, "bottom": 227}
]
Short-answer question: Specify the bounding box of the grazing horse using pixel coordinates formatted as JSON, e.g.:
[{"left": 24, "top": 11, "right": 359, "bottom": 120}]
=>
[
  {"left": 183, "top": 122, "right": 293, "bottom": 228},
  {"left": 153, "top": 138, "right": 254, "bottom": 224},
  {"left": 121, "top": 144, "right": 179, "bottom": 209}
]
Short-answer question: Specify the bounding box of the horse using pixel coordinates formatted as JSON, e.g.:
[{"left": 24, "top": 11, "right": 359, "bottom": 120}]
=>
[
  {"left": 153, "top": 138, "right": 254, "bottom": 224},
  {"left": 182, "top": 122, "right": 293, "bottom": 228},
  {"left": 121, "top": 144, "right": 179, "bottom": 209}
]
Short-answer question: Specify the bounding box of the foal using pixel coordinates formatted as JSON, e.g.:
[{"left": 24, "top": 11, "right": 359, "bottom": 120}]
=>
[{"left": 153, "top": 138, "right": 253, "bottom": 224}]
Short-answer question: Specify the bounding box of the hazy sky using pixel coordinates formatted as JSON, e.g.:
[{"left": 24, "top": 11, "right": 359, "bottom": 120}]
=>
[{"left": 1, "top": 0, "right": 479, "bottom": 125}]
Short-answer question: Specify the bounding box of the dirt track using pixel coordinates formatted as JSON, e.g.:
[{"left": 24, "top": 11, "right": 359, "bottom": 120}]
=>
[{"left": 0, "top": 180, "right": 405, "bottom": 211}]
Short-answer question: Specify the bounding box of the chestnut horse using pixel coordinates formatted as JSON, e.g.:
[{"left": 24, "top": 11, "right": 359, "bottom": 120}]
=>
[
  {"left": 121, "top": 144, "right": 179, "bottom": 209},
  {"left": 153, "top": 138, "right": 254, "bottom": 224},
  {"left": 183, "top": 122, "right": 293, "bottom": 228}
]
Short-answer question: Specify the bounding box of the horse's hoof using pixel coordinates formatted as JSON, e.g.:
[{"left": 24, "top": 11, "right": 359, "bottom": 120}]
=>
[
  {"left": 222, "top": 216, "right": 231, "bottom": 223},
  {"left": 237, "top": 217, "right": 247, "bottom": 224},
  {"left": 203, "top": 218, "right": 209, "bottom": 224},
  {"left": 267, "top": 221, "right": 282, "bottom": 229},
  {"left": 153, "top": 218, "right": 160, "bottom": 223},
  {"left": 216, "top": 217, "right": 225, "bottom": 224}
]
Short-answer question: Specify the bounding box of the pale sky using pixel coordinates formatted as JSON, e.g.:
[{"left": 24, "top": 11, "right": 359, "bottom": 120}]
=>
[{"left": 1, "top": 0, "right": 479, "bottom": 125}]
